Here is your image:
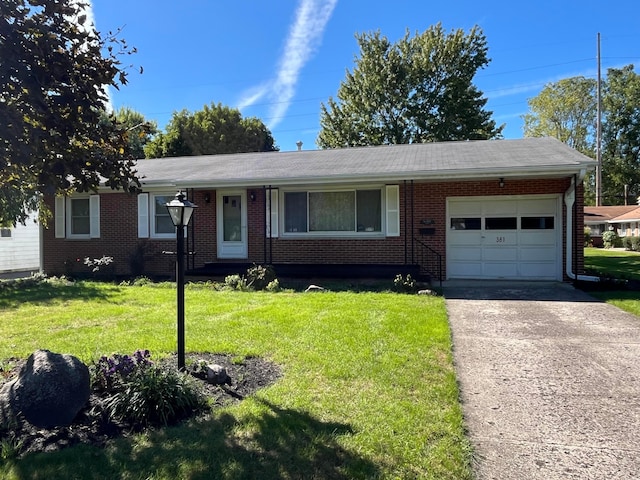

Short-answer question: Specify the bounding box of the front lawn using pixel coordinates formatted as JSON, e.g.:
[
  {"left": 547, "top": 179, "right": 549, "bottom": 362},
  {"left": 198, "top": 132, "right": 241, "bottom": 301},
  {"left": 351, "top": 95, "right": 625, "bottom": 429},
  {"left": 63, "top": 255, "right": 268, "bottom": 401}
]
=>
[
  {"left": 0, "top": 280, "right": 472, "bottom": 480},
  {"left": 584, "top": 247, "right": 640, "bottom": 281}
]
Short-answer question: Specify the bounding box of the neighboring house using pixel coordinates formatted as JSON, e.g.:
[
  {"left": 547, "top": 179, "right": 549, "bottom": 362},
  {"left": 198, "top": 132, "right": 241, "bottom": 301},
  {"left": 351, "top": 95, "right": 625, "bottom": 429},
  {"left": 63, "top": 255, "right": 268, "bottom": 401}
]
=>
[
  {"left": 41, "top": 137, "right": 596, "bottom": 283},
  {"left": 584, "top": 205, "right": 640, "bottom": 247},
  {"left": 0, "top": 211, "right": 40, "bottom": 277}
]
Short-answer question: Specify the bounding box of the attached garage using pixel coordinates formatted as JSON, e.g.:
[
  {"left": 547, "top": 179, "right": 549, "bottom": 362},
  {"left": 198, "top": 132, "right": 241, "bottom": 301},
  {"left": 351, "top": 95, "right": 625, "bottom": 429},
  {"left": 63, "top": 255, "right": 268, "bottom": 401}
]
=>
[{"left": 447, "top": 195, "right": 561, "bottom": 280}]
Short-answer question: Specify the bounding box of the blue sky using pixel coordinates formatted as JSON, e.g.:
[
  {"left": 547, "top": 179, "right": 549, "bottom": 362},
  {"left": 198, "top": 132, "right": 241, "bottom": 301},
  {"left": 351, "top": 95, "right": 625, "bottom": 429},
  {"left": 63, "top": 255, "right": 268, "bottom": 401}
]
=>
[{"left": 91, "top": 0, "right": 640, "bottom": 152}]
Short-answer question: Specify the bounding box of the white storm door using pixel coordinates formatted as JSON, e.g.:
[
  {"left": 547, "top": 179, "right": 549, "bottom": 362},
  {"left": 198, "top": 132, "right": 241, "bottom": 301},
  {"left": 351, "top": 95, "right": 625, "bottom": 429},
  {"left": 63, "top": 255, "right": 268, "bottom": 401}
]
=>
[{"left": 217, "top": 191, "right": 248, "bottom": 259}]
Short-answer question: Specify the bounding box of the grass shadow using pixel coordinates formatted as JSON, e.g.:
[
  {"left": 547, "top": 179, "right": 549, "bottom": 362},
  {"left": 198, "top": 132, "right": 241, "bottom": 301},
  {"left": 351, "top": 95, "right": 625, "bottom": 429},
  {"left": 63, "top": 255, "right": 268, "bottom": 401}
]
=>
[
  {"left": 0, "top": 279, "right": 117, "bottom": 310},
  {"left": 8, "top": 398, "right": 379, "bottom": 480}
]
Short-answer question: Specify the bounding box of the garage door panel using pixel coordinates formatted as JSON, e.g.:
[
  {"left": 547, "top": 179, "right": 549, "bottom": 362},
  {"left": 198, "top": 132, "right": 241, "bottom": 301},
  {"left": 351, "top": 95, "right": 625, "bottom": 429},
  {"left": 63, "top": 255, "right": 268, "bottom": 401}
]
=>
[
  {"left": 447, "top": 196, "right": 559, "bottom": 280},
  {"left": 483, "top": 247, "right": 517, "bottom": 261},
  {"left": 449, "top": 247, "right": 482, "bottom": 261}
]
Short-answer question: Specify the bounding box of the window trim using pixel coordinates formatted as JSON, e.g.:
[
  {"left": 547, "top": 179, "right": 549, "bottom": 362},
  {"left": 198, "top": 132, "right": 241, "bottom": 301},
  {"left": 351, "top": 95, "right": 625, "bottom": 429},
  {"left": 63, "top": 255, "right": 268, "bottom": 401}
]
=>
[
  {"left": 150, "top": 193, "right": 177, "bottom": 239},
  {"left": 59, "top": 195, "right": 100, "bottom": 239},
  {"left": 279, "top": 185, "right": 386, "bottom": 238}
]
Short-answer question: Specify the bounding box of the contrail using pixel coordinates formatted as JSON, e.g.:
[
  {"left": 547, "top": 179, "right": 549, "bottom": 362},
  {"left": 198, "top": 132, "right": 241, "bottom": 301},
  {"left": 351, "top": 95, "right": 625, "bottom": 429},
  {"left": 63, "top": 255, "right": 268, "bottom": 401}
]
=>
[{"left": 238, "top": 0, "right": 338, "bottom": 129}]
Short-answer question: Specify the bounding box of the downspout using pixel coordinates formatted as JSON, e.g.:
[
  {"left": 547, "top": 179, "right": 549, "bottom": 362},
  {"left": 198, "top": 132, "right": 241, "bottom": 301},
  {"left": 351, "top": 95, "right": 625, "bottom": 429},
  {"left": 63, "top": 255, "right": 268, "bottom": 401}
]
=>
[{"left": 564, "top": 171, "right": 599, "bottom": 282}]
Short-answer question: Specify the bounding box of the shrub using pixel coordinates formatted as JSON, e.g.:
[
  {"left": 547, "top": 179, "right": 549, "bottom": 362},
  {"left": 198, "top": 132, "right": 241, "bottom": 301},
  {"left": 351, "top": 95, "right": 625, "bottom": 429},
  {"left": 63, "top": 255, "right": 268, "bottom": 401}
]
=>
[
  {"left": 91, "top": 350, "right": 153, "bottom": 392},
  {"left": 632, "top": 236, "right": 640, "bottom": 252},
  {"left": 223, "top": 274, "right": 248, "bottom": 291},
  {"left": 245, "top": 264, "right": 276, "bottom": 291},
  {"left": 101, "top": 365, "right": 207, "bottom": 427},
  {"left": 393, "top": 274, "right": 416, "bottom": 293},
  {"left": 622, "top": 236, "right": 633, "bottom": 251},
  {"left": 584, "top": 226, "right": 592, "bottom": 247},
  {"left": 602, "top": 230, "right": 621, "bottom": 248}
]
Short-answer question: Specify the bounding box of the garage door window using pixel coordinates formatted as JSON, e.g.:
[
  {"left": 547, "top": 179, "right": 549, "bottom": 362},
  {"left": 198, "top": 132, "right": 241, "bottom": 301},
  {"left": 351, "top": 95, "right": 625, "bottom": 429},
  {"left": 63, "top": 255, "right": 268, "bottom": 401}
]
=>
[
  {"left": 521, "top": 216, "right": 555, "bottom": 229},
  {"left": 485, "top": 217, "right": 517, "bottom": 229},
  {"left": 450, "top": 217, "right": 481, "bottom": 230}
]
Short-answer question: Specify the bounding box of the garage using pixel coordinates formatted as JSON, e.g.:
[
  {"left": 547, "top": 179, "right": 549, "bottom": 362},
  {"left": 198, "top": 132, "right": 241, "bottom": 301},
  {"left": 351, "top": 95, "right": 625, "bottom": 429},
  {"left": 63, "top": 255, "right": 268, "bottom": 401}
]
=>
[{"left": 447, "top": 196, "right": 561, "bottom": 280}]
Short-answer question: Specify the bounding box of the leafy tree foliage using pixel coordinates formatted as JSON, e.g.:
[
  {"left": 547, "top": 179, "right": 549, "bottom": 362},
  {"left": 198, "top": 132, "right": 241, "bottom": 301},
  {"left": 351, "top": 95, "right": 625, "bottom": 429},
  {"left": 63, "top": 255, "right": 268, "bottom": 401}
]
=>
[
  {"left": 522, "top": 77, "right": 597, "bottom": 155},
  {"left": 601, "top": 65, "right": 640, "bottom": 204},
  {"left": 0, "top": 0, "right": 141, "bottom": 226},
  {"left": 110, "top": 107, "right": 158, "bottom": 159},
  {"left": 523, "top": 66, "right": 640, "bottom": 205},
  {"left": 144, "top": 103, "right": 278, "bottom": 158},
  {"left": 317, "top": 24, "right": 503, "bottom": 148}
]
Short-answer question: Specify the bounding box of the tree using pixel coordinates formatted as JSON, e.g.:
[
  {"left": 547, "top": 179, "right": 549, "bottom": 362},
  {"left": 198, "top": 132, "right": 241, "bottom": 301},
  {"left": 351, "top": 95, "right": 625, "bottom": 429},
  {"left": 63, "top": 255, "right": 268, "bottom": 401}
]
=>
[
  {"left": 522, "top": 77, "right": 597, "bottom": 156},
  {"left": 317, "top": 24, "right": 503, "bottom": 148},
  {"left": 144, "top": 103, "right": 278, "bottom": 158},
  {"left": 601, "top": 65, "right": 640, "bottom": 204},
  {"left": 111, "top": 107, "right": 158, "bottom": 159},
  {"left": 0, "top": 0, "right": 142, "bottom": 226},
  {"left": 523, "top": 66, "right": 640, "bottom": 205}
]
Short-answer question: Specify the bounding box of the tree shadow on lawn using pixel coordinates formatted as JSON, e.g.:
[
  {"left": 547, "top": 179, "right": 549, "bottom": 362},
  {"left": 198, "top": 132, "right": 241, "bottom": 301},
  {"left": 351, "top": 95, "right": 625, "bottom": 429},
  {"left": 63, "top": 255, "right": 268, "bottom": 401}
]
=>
[
  {"left": 10, "top": 399, "right": 379, "bottom": 480},
  {"left": 0, "top": 280, "right": 116, "bottom": 309}
]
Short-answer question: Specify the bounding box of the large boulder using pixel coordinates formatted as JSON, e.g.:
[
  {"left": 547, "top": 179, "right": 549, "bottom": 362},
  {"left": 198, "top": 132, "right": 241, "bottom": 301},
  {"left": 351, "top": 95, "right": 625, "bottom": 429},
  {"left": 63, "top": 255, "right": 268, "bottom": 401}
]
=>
[{"left": 0, "top": 350, "right": 90, "bottom": 428}]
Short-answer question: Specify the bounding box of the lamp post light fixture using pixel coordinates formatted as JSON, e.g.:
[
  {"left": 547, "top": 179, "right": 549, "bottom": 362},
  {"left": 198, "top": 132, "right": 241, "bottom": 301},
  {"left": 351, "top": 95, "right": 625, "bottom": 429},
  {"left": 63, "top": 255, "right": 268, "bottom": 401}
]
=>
[{"left": 166, "top": 190, "right": 198, "bottom": 370}]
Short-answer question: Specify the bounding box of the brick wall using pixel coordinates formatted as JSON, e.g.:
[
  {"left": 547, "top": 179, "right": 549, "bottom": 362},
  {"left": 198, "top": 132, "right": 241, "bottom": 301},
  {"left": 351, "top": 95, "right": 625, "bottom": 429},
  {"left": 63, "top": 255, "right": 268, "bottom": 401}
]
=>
[{"left": 42, "top": 177, "right": 583, "bottom": 279}]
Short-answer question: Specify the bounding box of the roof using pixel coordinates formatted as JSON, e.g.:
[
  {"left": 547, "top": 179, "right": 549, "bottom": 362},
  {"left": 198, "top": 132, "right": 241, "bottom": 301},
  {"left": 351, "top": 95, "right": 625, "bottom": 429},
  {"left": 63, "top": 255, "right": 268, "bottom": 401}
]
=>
[
  {"left": 584, "top": 206, "right": 640, "bottom": 223},
  {"left": 134, "top": 137, "right": 596, "bottom": 188}
]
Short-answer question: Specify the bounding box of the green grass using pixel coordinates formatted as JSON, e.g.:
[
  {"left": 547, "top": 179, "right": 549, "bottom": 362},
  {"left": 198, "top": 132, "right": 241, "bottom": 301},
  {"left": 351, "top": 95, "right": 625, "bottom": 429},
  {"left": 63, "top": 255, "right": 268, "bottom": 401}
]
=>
[
  {"left": 584, "top": 247, "right": 640, "bottom": 281},
  {"left": 588, "top": 290, "right": 640, "bottom": 317},
  {"left": 0, "top": 281, "right": 472, "bottom": 480}
]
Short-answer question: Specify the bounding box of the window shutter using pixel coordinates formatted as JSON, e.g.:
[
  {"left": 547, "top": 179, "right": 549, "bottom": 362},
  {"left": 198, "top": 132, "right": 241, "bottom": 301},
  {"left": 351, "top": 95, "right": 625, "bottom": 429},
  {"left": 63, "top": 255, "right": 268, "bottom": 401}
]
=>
[
  {"left": 89, "top": 195, "right": 100, "bottom": 238},
  {"left": 55, "top": 196, "right": 66, "bottom": 238},
  {"left": 385, "top": 185, "right": 400, "bottom": 237},
  {"left": 266, "top": 189, "right": 279, "bottom": 238},
  {"left": 138, "top": 193, "right": 149, "bottom": 238}
]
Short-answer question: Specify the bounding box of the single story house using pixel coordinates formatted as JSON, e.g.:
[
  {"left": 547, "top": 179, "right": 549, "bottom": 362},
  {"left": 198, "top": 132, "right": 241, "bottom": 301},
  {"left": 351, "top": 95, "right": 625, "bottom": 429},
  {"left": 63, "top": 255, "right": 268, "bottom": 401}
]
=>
[
  {"left": 42, "top": 137, "right": 596, "bottom": 283},
  {"left": 0, "top": 211, "right": 40, "bottom": 278},
  {"left": 584, "top": 205, "right": 640, "bottom": 247}
]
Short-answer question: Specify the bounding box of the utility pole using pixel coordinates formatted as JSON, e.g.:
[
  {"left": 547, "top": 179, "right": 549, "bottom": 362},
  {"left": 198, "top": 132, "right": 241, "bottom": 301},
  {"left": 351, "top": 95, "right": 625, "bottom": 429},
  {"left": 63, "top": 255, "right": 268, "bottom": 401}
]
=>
[{"left": 596, "top": 32, "right": 603, "bottom": 206}]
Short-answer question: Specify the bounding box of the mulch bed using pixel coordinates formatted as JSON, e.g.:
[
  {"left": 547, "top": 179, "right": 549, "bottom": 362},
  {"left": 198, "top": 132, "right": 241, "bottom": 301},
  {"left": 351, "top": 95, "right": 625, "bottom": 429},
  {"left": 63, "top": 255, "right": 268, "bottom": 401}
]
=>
[{"left": 0, "top": 353, "right": 281, "bottom": 457}]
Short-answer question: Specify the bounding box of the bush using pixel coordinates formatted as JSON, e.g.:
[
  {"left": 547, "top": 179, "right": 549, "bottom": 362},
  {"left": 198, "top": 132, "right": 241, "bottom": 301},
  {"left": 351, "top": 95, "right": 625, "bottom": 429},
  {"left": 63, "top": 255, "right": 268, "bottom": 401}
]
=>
[
  {"left": 91, "top": 350, "right": 207, "bottom": 427},
  {"left": 245, "top": 264, "right": 276, "bottom": 290},
  {"left": 622, "top": 236, "right": 633, "bottom": 251},
  {"left": 602, "top": 230, "right": 622, "bottom": 248},
  {"left": 223, "top": 274, "right": 248, "bottom": 291},
  {"left": 393, "top": 274, "right": 416, "bottom": 293},
  {"left": 584, "top": 226, "right": 592, "bottom": 247},
  {"left": 101, "top": 365, "right": 207, "bottom": 427},
  {"left": 632, "top": 236, "right": 640, "bottom": 252}
]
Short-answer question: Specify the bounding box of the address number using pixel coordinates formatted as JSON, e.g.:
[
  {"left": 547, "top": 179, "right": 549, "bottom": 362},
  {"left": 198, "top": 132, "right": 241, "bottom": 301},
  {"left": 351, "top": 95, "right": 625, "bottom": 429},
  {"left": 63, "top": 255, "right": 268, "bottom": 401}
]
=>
[{"left": 496, "top": 236, "right": 506, "bottom": 243}]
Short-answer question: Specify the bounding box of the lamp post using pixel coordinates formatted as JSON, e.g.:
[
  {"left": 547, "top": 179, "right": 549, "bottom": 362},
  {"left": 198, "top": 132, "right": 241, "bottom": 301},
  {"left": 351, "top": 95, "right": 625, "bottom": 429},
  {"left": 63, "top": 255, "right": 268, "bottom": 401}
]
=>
[{"left": 166, "top": 190, "right": 197, "bottom": 370}]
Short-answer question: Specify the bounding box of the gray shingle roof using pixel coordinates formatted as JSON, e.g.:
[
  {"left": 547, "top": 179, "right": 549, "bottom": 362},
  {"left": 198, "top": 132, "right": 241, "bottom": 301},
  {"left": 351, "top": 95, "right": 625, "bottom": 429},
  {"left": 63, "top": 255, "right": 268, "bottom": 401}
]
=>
[{"left": 135, "top": 137, "right": 596, "bottom": 188}]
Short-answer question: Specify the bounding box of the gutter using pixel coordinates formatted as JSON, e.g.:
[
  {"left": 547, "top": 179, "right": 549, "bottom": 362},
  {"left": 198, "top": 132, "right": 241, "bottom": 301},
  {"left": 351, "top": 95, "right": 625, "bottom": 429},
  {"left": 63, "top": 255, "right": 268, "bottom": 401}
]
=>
[{"left": 564, "top": 170, "right": 599, "bottom": 282}]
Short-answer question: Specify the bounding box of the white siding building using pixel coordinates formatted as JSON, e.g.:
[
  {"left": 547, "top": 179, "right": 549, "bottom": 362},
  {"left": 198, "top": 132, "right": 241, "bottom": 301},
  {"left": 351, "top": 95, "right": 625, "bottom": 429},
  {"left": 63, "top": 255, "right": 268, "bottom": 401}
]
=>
[{"left": 0, "top": 211, "right": 41, "bottom": 277}]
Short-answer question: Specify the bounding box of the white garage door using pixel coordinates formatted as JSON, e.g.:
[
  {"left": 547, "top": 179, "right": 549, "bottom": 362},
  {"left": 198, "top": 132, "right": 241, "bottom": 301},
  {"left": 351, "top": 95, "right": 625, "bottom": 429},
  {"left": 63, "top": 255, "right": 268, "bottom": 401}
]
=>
[{"left": 447, "top": 196, "right": 561, "bottom": 280}]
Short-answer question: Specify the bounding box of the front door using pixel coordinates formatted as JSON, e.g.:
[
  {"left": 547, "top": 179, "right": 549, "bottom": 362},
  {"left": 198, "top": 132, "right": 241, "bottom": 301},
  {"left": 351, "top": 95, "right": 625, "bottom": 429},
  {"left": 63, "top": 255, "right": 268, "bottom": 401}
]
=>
[{"left": 217, "top": 191, "right": 247, "bottom": 259}]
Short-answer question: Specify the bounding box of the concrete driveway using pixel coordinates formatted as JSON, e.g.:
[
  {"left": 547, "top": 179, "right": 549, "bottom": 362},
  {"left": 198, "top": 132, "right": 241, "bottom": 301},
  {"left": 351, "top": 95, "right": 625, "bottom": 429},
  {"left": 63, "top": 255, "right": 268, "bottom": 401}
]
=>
[{"left": 444, "top": 281, "right": 640, "bottom": 480}]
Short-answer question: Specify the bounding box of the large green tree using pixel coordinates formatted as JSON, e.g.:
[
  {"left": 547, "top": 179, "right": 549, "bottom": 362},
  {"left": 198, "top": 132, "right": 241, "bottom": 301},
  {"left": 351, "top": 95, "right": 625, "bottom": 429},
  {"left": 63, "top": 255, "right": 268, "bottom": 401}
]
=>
[
  {"left": 111, "top": 107, "right": 158, "bottom": 159},
  {"left": 317, "top": 24, "right": 503, "bottom": 148},
  {"left": 523, "top": 66, "right": 640, "bottom": 205},
  {"left": 601, "top": 65, "right": 640, "bottom": 204},
  {"left": 522, "top": 77, "right": 597, "bottom": 156},
  {"left": 144, "top": 103, "right": 278, "bottom": 158},
  {"left": 1, "top": 0, "right": 141, "bottom": 226}
]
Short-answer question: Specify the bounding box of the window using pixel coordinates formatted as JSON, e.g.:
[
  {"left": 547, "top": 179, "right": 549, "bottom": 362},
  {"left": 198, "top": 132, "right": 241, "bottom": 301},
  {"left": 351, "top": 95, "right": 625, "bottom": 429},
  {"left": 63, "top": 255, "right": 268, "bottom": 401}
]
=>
[
  {"left": 521, "top": 216, "right": 554, "bottom": 229},
  {"left": 55, "top": 195, "right": 100, "bottom": 239},
  {"left": 450, "top": 217, "right": 481, "bottom": 230},
  {"left": 485, "top": 217, "right": 517, "bottom": 230},
  {"left": 283, "top": 188, "right": 382, "bottom": 234},
  {"left": 0, "top": 228, "right": 11, "bottom": 238},
  {"left": 153, "top": 195, "right": 174, "bottom": 236},
  {"left": 69, "top": 198, "right": 90, "bottom": 236}
]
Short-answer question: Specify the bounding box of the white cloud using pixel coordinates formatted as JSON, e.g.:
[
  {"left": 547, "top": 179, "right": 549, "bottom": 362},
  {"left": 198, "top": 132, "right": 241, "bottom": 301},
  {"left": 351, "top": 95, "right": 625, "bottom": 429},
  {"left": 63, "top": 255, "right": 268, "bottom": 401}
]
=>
[{"left": 238, "top": 0, "right": 338, "bottom": 129}]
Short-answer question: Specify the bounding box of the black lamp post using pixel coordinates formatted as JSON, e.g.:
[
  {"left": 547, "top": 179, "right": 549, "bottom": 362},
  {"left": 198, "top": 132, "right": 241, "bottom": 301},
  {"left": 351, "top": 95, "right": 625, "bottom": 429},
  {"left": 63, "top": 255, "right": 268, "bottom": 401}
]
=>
[{"left": 166, "top": 190, "right": 197, "bottom": 370}]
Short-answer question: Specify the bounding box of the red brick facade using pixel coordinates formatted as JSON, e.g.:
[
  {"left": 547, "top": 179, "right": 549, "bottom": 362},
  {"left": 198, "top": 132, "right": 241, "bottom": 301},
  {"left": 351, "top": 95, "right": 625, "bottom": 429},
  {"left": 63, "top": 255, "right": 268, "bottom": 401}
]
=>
[{"left": 42, "top": 176, "right": 585, "bottom": 280}]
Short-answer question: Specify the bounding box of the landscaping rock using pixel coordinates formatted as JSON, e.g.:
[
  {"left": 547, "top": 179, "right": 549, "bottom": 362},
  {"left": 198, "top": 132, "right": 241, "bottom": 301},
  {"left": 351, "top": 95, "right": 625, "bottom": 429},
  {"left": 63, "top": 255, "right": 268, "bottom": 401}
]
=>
[
  {"left": 305, "top": 284, "right": 326, "bottom": 292},
  {"left": 207, "top": 364, "right": 232, "bottom": 385},
  {"left": 0, "top": 350, "right": 90, "bottom": 428},
  {"left": 418, "top": 289, "right": 437, "bottom": 296}
]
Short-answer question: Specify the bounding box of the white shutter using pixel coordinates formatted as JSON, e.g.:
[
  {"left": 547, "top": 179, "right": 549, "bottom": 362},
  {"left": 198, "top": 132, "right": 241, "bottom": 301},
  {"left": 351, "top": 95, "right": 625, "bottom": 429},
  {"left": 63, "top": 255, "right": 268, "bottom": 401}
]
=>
[
  {"left": 266, "top": 189, "right": 279, "bottom": 238},
  {"left": 137, "top": 193, "right": 149, "bottom": 238},
  {"left": 385, "top": 185, "right": 400, "bottom": 237},
  {"left": 55, "top": 196, "right": 65, "bottom": 238},
  {"left": 89, "top": 195, "right": 100, "bottom": 238}
]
